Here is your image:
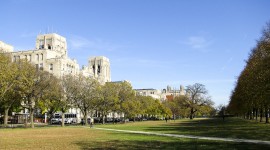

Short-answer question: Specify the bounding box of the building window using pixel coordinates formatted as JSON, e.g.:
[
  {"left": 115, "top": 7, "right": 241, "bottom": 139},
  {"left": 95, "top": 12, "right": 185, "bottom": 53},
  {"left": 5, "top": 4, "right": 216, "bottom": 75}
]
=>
[
  {"left": 29, "top": 55, "right": 31, "bottom": 62},
  {"left": 25, "top": 55, "right": 27, "bottom": 60},
  {"left": 36, "top": 54, "right": 39, "bottom": 61},
  {"left": 39, "top": 40, "right": 44, "bottom": 49},
  {"left": 46, "top": 39, "right": 52, "bottom": 49},
  {"left": 41, "top": 54, "right": 43, "bottom": 61},
  {"left": 13, "top": 56, "right": 16, "bottom": 62},
  {"left": 49, "top": 64, "right": 53, "bottom": 70},
  {"left": 98, "top": 65, "right": 101, "bottom": 74},
  {"left": 39, "top": 63, "right": 43, "bottom": 70}
]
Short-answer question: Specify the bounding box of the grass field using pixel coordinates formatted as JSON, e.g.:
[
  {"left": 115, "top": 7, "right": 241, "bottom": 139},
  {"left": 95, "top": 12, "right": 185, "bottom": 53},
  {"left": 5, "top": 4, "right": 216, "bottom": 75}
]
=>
[
  {"left": 1, "top": 117, "right": 270, "bottom": 150},
  {"left": 97, "top": 117, "right": 270, "bottom": 141}
]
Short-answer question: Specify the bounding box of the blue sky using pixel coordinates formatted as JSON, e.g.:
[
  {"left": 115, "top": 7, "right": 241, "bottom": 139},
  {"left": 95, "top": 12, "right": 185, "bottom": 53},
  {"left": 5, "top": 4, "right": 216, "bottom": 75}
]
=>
[{"left": 1, "top": 0, "right": 269, "bottom": 106}]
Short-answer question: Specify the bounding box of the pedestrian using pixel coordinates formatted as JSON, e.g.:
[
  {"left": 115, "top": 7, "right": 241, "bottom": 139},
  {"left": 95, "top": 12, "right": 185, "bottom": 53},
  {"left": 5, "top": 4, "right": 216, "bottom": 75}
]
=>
[
  {"left": 165, "top": 117, "right": 168, "bottom": 123},
  {"left": 81, "top": 119, "right": 84, "bottom": 126},
  {"left": 90, "top": 118, "right": 94, "bottom": 128}
]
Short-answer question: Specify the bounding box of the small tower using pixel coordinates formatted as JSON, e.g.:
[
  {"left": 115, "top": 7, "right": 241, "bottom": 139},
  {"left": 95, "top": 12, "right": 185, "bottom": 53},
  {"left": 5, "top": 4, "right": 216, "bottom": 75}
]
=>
[
  {"left": 88, "top": 56, "right": 111, "bottom": 84},
  {"left": 35, "top": 33, "right": 67, "bottom": 57},
  {"left": 180, "top": 85, "right": 185, "bottom": 95},
  {"left": 167, "top": 85, "right": 172, "bottom": 92}
]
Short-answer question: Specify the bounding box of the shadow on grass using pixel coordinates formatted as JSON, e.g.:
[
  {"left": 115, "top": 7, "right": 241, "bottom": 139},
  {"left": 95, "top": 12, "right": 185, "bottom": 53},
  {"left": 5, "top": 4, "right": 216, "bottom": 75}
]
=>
[
  {"left": 144, "top": 118, "right": 270, "bottom": 141},
  {"left": 74, "top": 132, "right": 270, "bottom": 150}
]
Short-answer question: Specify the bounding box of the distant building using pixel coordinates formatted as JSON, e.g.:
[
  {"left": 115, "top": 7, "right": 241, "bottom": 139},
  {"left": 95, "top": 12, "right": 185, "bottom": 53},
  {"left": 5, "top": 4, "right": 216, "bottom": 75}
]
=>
[
  {"left": 135, "top": 85, "right": 186, "bottom": 101},
  {"left": 135, "top": 88, "right": 162, "bottom": 100},
  {"left": 162, "top": 85, "right": 185, "bottom": 97}
]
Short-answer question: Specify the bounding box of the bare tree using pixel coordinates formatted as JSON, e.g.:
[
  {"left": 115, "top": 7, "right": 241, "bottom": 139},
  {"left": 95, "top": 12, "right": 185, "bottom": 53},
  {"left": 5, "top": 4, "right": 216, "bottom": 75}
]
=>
[{"left": 185, "top": 83, "right": 213, "bottom": 119}]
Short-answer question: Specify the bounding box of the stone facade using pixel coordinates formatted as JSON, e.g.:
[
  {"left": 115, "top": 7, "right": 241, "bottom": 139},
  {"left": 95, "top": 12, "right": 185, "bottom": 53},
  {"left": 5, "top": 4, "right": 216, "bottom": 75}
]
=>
[
  {"left": 1, "top": 33, "right": 112, "bottom": 123},
  {"left": 135, "top": 85, "right": 186, "bottom": 101},
  {"left": 135, "top": 88, "right": 162, "bottom": 100},
  {"left": 0, "top": 41, "right": 14, "bottom": 53},
  {"left": 11, "top": 33, "right": 80, "bottom": 78},
  {"left": 3, "top": 33, "right": 111, "bottom": 82},
  {"left": 81, "top": 56, "right": 111, "bottom": 84}
]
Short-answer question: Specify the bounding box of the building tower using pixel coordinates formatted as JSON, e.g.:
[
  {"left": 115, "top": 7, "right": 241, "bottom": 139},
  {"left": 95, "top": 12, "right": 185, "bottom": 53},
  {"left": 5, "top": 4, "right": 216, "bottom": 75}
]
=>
[
  {"left": 35, "top": 33, "right": 67, "bottom": 58},
  {"left": 88, "top": 56, "right": 111, "bottom": 84}
]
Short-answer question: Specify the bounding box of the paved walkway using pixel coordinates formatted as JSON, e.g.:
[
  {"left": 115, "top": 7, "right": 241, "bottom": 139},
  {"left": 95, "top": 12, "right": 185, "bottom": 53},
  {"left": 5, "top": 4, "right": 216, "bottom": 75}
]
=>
[{"left": 94, "top": 127, "right": 270, "bottom": 145}]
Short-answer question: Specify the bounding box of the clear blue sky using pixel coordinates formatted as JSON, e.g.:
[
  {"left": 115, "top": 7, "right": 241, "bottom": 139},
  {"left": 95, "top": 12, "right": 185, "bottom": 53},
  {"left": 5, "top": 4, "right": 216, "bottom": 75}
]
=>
[{"left": 1, "top": 0, "right": 269, "bottom": 106}]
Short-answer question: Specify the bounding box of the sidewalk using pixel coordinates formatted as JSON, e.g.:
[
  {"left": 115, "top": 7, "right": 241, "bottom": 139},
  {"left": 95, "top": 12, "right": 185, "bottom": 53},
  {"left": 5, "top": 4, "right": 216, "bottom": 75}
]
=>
[{"left": 94, "top": 127, "right": 270, "bottom": 145}]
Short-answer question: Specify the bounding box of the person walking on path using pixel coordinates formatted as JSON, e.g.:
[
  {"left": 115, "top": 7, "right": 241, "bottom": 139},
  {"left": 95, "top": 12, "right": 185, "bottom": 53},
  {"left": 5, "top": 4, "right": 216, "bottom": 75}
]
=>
[{"left": 90, "top": 118, "right": 94, "bottom": 128}]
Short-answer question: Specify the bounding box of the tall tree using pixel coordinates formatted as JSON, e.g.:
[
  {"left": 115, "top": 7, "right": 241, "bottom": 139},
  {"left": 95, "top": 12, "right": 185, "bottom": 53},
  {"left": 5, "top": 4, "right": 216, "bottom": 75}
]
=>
[
  {"left": 0, "top": 53, "right": 21, "bottom": 126},
  {"left": 185, "top": 83, "right": 213, "bottom": 119},
  {"left": 20, "top": 65, "right": 55, "bottom": 128},
  {"left": 98, "top": 82, "right": 119, "bottom": 124},
  {"left": 73, "top": 75, "right": 100, "bottom": 126}
]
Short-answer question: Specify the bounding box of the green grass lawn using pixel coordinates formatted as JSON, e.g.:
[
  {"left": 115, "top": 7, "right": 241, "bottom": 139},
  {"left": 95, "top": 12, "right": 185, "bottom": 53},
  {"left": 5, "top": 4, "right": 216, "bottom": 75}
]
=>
[
  {"left": 96, "top": 117, "right": 270, "bottom": 141},
  {"left": 1, "top": 117, "right": 270, "bottom": 149}
]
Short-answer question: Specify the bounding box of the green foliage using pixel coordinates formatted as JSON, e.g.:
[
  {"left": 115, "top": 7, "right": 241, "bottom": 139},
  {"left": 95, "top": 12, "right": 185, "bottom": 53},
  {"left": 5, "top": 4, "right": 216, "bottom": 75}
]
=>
[{"left": 228, "top": 22, "right": 270, "bottom": 123}]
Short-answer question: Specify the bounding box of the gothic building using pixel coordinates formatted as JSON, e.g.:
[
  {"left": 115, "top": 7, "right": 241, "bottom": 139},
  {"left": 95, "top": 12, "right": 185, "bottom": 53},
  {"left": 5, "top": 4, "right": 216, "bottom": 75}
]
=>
[
  {"left": 0, "top": 33, "right": 111, "bottom": 83},
  {"left": 0, "top": 33, "right": 112, "bottom": 123}
]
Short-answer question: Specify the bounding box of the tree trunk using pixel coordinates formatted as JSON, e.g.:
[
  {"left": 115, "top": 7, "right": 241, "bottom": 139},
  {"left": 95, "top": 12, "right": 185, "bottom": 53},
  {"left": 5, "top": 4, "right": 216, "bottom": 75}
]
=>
[
  {"left": 61, "top": 113, "right": 65, "bottom": 127},
  {"left": 265, "top": 107, "right": 269, "bottom": 123},
  {"left": 123, "top": 113, "right": 126, "bottom": 124},
  {"left": 252, "top": 108, "right": 255, "bottom": 120},
  {"left": 113, "top": 112, "right": 115, "bottom": 124},
  {"left": 4, "top": 108, "right": 9, "bottom": 127},
  {"left": 249, "top": 110, "right": 252, "bottom": 120},
  {"left": 24, "top": 114, "right": 28, "bottom": 128},
  {"left": 102, "top": 115, "right": 105, "bottom": 124},
  {"left": 255, "top": 108, "right": 258, "bottom": 121},
  {"left": 260, "top": 108, "right": 263, "bottom": 122},
  {"left": 84, "top": 114, "right": 88, "bottom": 126},
  {"left": 190, "top": 108, "right": 194, "bottom": 119},
  {"left": 30, "top": 109, "right": 34, "bottom": 128}
]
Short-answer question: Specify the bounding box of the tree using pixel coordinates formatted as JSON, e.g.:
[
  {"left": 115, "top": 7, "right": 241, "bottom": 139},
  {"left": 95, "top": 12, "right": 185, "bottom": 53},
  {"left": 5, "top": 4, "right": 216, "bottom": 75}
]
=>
[
  {"left": 57, "top": 74, "right": 79, "bottom": 127},
  {"left": 228, "top": 22, "right": 270, "bottom": 123},
  {"left": 0, "top": 53, "right": 21, "bottom": 126},
  {"left": 38, "top": 75, "right": 62, "bottom": 124},
  {"left": 122, "top": 95, "right": 141, "bottom": 121},
  {"left": 73, "top": 75, "right": 100, "bottom": 126},
  {"left": 20, "top": 65, "right": 55, "bottom": 128},
  {"left": 185, "top": 83, "right": 214, "bottom": 119},
  {"left": 117, "top": 81, "right": 135, "bottom": 122},
  {"left": 98, "top": 82, "right": 119, "bottom": 124}
]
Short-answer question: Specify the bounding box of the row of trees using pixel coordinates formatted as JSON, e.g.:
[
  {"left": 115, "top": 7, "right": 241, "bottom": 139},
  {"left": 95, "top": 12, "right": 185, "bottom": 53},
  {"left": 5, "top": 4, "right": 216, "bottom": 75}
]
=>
[
  {"left": 228, "top": 23, "right": 270, "bottom": 123},
  {"left": 0, "top": 52, "right": 171, "bottom": 128},
  {"left": 0, "top": 51, "right": 215, "bottom": 128}
]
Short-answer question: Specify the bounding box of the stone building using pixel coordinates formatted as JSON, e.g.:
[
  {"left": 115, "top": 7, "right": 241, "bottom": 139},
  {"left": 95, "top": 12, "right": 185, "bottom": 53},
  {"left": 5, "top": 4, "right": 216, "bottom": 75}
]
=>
[
  {"left": 134, "top": 88, "right": 162, "bottom": 100},
  {"left": 2, "top": 33, "right": 111, "bottom": 83},
  {"left": 162, "top": 85, "right": 185, "bottom": 97},
  {"left": 10, "top": 33, "right": 80, "bottom": 78},
  {"left": 81, "top": 56, "right": 111, "bottom": 84},
  {"left": 1, "top": 33, "right": 112, "bottom": 123},
  {"left": 0, "top": 41, "right": 14, "bottom": 53},
  {"left": 135, "top": 85, "right": 186, "bottom": 101}
]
